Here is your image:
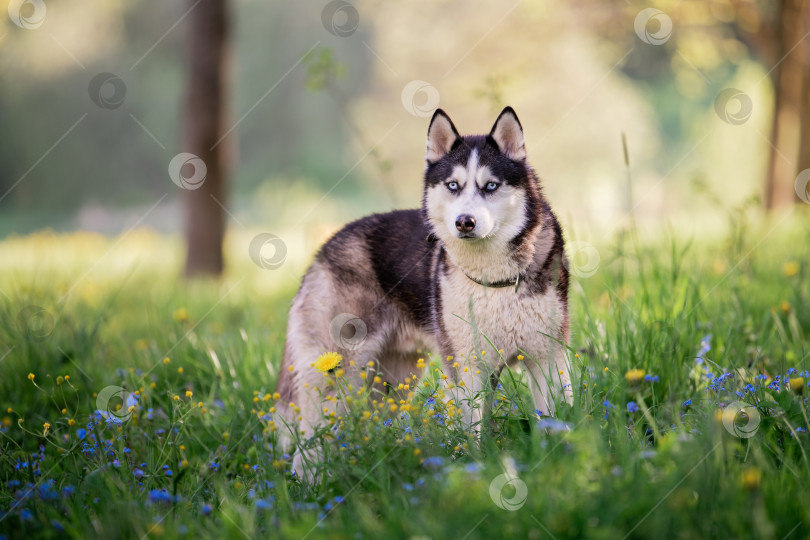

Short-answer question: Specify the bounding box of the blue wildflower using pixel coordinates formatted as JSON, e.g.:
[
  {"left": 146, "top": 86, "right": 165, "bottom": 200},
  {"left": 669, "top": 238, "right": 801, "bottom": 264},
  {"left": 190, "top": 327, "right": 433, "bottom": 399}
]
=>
[
  {"left": 627, "top": 402, "right": 639, "bottom": 413},
  {"left": 537, "top": 418, "right": 573, "bottom": 432},
  {"left": 148, "top": 489, "right": 172, "bottom": 504},
  {"left": 422, "top": 456, "right": 445, "bottom": 469}
]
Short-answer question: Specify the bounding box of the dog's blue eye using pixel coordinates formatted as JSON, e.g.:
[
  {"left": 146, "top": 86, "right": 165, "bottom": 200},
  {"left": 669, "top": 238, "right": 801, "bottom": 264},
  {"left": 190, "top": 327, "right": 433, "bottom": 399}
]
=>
[
  {"left": 485, "top": 182, "right": 499, "bottom": 192},
  {"left": 447, "top": 182, "right": 459, "bottom": 192}
]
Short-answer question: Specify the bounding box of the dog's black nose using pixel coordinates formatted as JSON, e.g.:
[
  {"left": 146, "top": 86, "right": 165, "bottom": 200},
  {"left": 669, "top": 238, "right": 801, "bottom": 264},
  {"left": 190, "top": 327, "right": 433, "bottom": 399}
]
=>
[{"left": 455, "top": 215, "right": 476, "bottom": 233}]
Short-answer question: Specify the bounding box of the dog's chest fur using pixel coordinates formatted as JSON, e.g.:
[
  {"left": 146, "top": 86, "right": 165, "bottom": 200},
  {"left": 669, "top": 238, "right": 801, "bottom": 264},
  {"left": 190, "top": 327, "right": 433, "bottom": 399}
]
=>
[{"left": 437, "top": 267, "right": 564, "bottom": 364}]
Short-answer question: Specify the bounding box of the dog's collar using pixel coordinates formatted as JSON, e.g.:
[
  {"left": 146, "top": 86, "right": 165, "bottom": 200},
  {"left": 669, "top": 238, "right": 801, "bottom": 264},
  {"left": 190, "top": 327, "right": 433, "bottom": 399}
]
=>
[{"left": 462, "top": 271, "right": 524, "bottom": 291}]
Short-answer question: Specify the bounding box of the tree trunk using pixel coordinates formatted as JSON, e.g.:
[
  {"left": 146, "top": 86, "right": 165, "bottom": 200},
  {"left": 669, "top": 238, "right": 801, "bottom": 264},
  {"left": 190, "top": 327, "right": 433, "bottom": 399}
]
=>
[
  {"left": 183, "top": 0, "right": 229, "bottom": 276},
  {"left": 797, "top": 0, "right": 810, "bottom": 199},
  {"left": 764, "top": 0, "right": 803, "bottom": 209}
]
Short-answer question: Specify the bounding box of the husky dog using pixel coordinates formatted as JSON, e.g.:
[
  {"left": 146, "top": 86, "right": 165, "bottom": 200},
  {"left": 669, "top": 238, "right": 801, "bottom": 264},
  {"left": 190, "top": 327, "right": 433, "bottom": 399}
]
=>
[{"left": 276, "top": 107, "right": 572, "bottom": 479}]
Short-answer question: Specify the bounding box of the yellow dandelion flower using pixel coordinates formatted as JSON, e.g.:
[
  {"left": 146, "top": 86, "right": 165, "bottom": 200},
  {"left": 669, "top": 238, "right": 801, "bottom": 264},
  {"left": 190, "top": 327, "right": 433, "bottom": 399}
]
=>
[
  {"left": 27, "top": 373, "right": 35, "bottom": 380},
  {"left": 625, "top": 368, "right": 645, "bottom": 385},
  {"left": 314, "top": 352, "right": 342, "bottom": 372},
  {"left": 741, "top": 467, "right": 762, "bottom": 490},
  {"left": 517, "top": 355, "right": 524, "bottom": 361},
  {"left": 414, "top": 448, "right": 421, "bottom": 456},
  {"left": 185, "top": 390, "right": 193, "bottom": 398},
  {"left": 163, "top": 357, "right": 170, "bottom": 365},
  {"left": 780, "top": 301, "right": 791, "bottom": 313},
  {"left": 789, "top": 377, "right": 804, "bottom": 393},
  {"left": 783, "top": 261, "right": 800, "bottom": 277},
  {"left": 177, "top": 367, "right": 183, "bottom": 374},
  {"left": 373, "top": 376, "right": 382, "bottom": 384},
  {"left": 173, "top": 307, "right": 188, "bottom": 322}
]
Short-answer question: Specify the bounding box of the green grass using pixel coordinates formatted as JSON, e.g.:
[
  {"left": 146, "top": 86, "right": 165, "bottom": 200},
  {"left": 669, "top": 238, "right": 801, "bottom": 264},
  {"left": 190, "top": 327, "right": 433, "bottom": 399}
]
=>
[{"left": 1, "top": 212, "right": 809, "bottom": 539}]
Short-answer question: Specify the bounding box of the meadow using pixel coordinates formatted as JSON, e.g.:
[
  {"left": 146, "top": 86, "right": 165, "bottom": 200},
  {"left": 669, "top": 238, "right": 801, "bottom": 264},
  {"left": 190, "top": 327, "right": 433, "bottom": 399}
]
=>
[{"left": 1, "top": 209, "right": 809, "bottom": 540}]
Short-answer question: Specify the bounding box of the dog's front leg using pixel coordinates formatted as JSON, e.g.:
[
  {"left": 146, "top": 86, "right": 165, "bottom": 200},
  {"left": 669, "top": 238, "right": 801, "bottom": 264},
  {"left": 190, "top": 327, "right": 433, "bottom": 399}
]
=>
[
  {"left": 443, "top": 354, "right": 487, "bottom": 430},
  {"left": 524, "top": 343, "right": 572, "bottom": 417}
]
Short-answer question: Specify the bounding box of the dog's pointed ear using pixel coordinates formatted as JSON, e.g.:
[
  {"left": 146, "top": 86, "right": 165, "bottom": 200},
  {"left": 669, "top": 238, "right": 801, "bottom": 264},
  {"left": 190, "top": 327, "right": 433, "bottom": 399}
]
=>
[
  {"left": 489, "top": 106, "right": 526, "bottom": 161},
  {"left": 426, "top": 109, "right": 461, "bottom": 164}
]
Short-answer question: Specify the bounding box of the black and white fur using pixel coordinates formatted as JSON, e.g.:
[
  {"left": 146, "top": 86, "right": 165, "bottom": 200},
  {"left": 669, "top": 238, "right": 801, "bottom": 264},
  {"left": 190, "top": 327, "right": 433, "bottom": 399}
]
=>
[{"left": 276, "top": 107, "right": 572, "bottom": 479}]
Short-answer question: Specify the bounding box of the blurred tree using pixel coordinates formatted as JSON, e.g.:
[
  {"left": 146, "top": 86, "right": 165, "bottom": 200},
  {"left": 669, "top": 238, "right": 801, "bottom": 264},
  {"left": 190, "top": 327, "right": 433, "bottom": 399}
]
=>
[
  {"left": 732, "top": 0, "right": 804, "bottom": 208},
  {"left": 183, "top": 0, "right": 229, "bottom": 276},
  {"left": 592, "top": 0, "right": 807, "bottom": 209}
]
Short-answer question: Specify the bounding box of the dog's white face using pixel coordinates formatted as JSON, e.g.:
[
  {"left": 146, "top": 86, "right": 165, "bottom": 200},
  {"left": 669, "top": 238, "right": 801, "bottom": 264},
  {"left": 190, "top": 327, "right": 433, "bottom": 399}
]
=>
[
  {"left": 423, "top": 108, "right": 531, "bottom": 250},
  {"left": 425, "top": 147, "right": 528, "bottom": 245}
]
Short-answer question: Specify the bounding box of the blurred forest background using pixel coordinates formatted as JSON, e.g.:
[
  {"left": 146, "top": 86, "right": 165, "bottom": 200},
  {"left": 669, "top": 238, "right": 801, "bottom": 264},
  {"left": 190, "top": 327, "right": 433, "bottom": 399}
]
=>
[{"left": 1, "top": 0, "right": 808, "bottom": 277}]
